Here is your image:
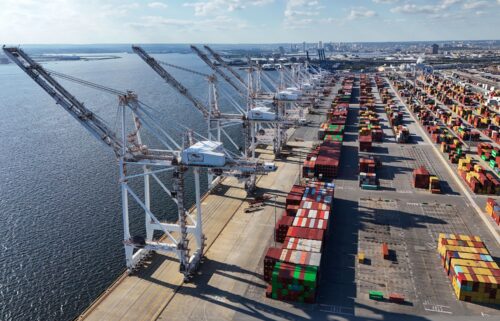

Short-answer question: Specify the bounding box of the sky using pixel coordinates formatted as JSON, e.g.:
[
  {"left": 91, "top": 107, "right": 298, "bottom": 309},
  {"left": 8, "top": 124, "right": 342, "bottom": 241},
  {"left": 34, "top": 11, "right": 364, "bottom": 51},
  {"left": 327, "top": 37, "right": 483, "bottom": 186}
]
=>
[{"left": 0, "top": 0, "right": 499, "bottom": 44}]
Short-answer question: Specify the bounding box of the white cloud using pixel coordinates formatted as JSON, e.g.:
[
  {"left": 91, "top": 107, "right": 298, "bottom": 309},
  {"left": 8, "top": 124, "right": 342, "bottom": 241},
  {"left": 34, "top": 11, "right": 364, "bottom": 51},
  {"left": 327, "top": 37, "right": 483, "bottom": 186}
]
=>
[
  {"left": 0, "top": 0, "right": 143, "bottom": 43},
  {"left": 130, "top": 14, "right": 248, "bottom": 31},
  {"left": 184, "top": 0, "right": 274, "bottom": 16},
  {"left": 148, "top": 2, "right": 168, "bottom": 9},
  {"left": 283, "top": 0, "right": 323, "bottom": 28},
  {"left": 347, "top": 8, "right": 377, "bottom": 20},
  {"left": 373, "top": 0, "right": 398, "bottom": 3},
  {"left": 391, "top": 0, "right": 461, "bottom": 14},
  {"left": 463, "top": 1, "right": 491, "bottom": 9}
]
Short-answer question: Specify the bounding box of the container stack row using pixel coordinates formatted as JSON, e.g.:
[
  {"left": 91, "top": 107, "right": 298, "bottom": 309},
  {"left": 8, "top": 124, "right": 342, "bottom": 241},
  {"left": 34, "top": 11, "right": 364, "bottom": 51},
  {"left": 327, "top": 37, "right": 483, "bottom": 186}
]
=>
[
  {"left": 359, "top": 73, "right": 376, "bottom": 111},
  {"left": 438, "top": 233, "right": 500, "bottom": 304},
  {"left": 305, "top": 77, "right": 354, "bottom": 179},
  {"left": 358, "top": 74, "right": 381, "bottom": 149},
  {"left": 264, "top": 181, "right": 335, "bottom": 303},
  {"left": 375, "top": 76, "right": 410, "bottom": 143}
]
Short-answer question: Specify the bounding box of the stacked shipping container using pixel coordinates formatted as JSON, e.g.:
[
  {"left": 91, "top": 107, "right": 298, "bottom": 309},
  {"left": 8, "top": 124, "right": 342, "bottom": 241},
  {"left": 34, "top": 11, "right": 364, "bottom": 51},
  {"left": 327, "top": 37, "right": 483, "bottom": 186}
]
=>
[
  {"left": 264, "top": 181, "right": 334, "bottom": 303},
  {"left": 438, "top": 233, "right": 500, "bottom": 304},
  {"left": 485, "top": 198, "right": 500, "bottom": 225}
]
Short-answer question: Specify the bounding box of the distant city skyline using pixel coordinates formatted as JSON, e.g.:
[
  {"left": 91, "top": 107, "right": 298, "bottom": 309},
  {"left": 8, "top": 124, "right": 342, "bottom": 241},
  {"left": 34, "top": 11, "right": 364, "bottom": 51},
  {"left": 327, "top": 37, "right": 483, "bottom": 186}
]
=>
[{"left": 1, "top": 0, "right": 499, "bottom": 44}]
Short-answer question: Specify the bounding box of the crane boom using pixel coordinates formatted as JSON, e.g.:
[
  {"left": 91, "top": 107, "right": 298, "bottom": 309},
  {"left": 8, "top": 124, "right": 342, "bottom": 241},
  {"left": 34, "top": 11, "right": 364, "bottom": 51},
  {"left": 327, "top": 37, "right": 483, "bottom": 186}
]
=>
[
  {"left": 190, "top": 45, "right": 245, "bottom": 96},
  {"left": 132, "top": 45, "right": 210, "bottom": 118},
  {"left": 3, "top": 46, "right": 123, "bottom": 156},
  {"left": 157, "top": 60, "right": 211, "bottom": 78},
  {"left": 204, "top": 45, "right": 246, "bottom": 88}
]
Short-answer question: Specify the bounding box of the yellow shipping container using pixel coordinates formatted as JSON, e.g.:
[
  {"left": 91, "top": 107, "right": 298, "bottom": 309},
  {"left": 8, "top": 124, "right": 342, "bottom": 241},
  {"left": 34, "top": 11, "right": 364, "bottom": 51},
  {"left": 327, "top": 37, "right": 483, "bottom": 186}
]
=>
[
  {"left": 458, "top": 158, "right": 470, "bottom": 167},
  {"left": 450, "top": 259, "right": 499, "bottom": 270},
  {"left": 486, "top": 203, "right": 494, "bottom": 216},
  {"left": 451, "top": 273, "right": 500, "bottom": 304},
  {"left": 439, "top": 245, "right": 489, "bottom": 259},
  {"left": 438, "top": 233, "right": 482, "bottom": 244}
]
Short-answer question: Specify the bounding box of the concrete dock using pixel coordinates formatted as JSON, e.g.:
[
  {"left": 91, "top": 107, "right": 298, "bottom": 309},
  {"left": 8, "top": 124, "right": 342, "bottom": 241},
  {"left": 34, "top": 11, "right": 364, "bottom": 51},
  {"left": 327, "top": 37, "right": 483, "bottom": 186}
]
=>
[{"left": 78, "top": 76, "right": 500, "bottom": 321}]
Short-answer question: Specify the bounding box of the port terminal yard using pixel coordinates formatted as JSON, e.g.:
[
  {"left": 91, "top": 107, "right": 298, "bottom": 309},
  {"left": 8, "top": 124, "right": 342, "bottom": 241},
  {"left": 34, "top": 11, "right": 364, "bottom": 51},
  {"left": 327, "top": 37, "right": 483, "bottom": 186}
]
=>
[{"left": 78, "top": 74, "right": 500, "bottom": 321}]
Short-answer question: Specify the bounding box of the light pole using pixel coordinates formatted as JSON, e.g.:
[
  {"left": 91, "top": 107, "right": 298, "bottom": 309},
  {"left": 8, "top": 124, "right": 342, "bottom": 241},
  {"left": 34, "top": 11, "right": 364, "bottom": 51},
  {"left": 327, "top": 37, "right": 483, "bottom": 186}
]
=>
[{"left": 274, "top": 195, "right": 277, "bottom": 247}]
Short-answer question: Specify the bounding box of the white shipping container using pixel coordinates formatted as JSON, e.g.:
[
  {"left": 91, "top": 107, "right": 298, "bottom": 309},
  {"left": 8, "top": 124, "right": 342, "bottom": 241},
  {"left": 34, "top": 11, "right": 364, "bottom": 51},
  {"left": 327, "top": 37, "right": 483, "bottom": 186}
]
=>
[{"left": 284, "top": 237, "right": 322, "bottom": 253}]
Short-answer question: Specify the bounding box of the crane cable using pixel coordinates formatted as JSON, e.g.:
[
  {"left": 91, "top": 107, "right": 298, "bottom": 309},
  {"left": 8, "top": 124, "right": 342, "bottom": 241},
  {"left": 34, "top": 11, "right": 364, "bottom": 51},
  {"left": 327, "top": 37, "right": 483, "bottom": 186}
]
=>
[
  {"left": 157, "top": 60, "right": 212, "bottom": 78},
  {"left": 46, "top": 69, "right": 126, "bottom": 96}
]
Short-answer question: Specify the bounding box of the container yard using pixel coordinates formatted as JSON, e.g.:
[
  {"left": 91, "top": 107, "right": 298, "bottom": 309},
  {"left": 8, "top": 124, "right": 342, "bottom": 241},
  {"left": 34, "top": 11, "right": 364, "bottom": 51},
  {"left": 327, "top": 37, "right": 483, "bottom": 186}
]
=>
[{"left": 71, "top": 72, "right": 500, "bottom": 321}]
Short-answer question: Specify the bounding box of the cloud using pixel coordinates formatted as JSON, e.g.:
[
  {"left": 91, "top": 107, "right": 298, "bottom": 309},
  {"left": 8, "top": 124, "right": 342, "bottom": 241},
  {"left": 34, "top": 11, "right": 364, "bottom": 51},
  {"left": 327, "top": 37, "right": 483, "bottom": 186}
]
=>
[
  {"left": 184, "top": 0, "right": 274, "bottom": 16},
  {"left": 372, "top": 0, "right": 398, "bottom": 3},
  {"left": 463, "top": 1, "right": 491, "bottom": 9},
  {"left": 148, "top": 2, "right": 168, "bottom": 9},
  {"left": 0, "top": 0, "right": 144, "bottom": 43},
  {"left": 283, "top": 0, "right": 323, "bottom": 28},
  {"left": 130, "top": 14, "right": 248, "bottom": 31},
  {"left": 347, "top": 8, "right": 377, "bottom": 20},
  {"left": 391, "top": 0, "right": 461, "bottom": 14}
]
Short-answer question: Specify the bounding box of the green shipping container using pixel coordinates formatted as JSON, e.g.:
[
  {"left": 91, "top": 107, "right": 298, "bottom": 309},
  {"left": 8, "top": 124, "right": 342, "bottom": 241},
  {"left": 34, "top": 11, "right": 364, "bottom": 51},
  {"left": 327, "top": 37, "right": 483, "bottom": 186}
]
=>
[{"left": 369, "top": 291, "right": 384, "bottom": 300}]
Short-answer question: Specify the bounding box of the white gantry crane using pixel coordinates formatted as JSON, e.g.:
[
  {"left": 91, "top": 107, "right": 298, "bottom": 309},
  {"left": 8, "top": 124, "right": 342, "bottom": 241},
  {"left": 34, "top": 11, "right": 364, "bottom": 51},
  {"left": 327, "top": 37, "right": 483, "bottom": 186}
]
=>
[
  {"left": 4, "top": 46, "right": 276, "bottom": 280},
  {"left": 191, "top": 45, "right": 303, "bottom": 157},
  {"left": 132, "top": 46, "right": 293, "bottom": 184}
]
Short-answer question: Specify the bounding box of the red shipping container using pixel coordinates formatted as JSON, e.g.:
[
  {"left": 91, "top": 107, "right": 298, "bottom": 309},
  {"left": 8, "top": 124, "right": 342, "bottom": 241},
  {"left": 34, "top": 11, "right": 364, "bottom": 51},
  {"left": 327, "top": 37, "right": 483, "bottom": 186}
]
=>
[
  {"left": 382, "top": 243, "right": 389, "bottom": 260},
  {"left": 300, "top": 200, "right": 330, "bottom": 211},
  {"left": 286, "top": 204, "right": 300, "bottom": 216},
  {"left": 295, "top": 208, "right": 330, "bottom": 220},
  {"left": 286, "top": 193, "right": 302, "bottom": 206},
  {"left": 286, "top": 226, "right": 325, "bottom": 241},
  {"left": 263, "top": 247, "right": 281, "bottom": 282}
]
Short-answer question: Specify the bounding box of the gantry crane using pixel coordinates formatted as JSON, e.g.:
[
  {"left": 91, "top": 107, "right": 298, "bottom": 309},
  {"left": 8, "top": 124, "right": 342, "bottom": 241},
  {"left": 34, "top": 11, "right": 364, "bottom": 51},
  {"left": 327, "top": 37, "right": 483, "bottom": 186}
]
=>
[
  {"left": 133, "top": 45, "right": 296, "bottom": 175},
  {"left": 4, "top": 46, "right": 276, "bottom": 280},
  {"left": 191, "top": 45, "right": 304, "bottom": 157}
]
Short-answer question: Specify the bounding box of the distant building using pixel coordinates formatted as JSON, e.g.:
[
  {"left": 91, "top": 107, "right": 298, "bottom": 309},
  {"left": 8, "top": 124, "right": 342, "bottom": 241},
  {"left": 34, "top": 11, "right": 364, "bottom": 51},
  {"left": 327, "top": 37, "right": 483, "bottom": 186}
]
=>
[
  {"left": 432, "top": 44, "right": 439, "bottom": 54},
  {"left": 318, "top": 41, "right": 323, "bottom": 49},
  {"left": 303, "top": 41, "right": 306, "bottom": 52},
  {"left": 278, "top": 46, "right": 285, "bottom": 55}
]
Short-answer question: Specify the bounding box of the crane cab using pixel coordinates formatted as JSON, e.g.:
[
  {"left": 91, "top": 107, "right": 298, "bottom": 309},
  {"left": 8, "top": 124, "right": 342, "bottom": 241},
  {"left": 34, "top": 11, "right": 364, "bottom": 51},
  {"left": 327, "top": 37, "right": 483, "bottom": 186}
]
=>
[
  {"left": 181, "top": 141, "right": 226, "bottom": 167},
  {"left": 247, "top": 106, "right": 277, "bottom": 121},
  {"left": 263, "top": 162, "right": 277, "bottom": 172},
  {"left": 275, "top": 90, "right": 299, "bottom": 101}
]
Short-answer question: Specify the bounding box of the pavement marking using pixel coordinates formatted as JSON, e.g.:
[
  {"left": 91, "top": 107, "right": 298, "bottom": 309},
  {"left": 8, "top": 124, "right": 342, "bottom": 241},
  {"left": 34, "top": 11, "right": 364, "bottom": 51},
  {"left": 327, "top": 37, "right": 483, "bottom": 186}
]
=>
[
  {"left": 318, "top": 304, "right": 354, "bottom": 316},
  {"left": 422, "top": 301, "right": 452, "bottom": 314}
]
